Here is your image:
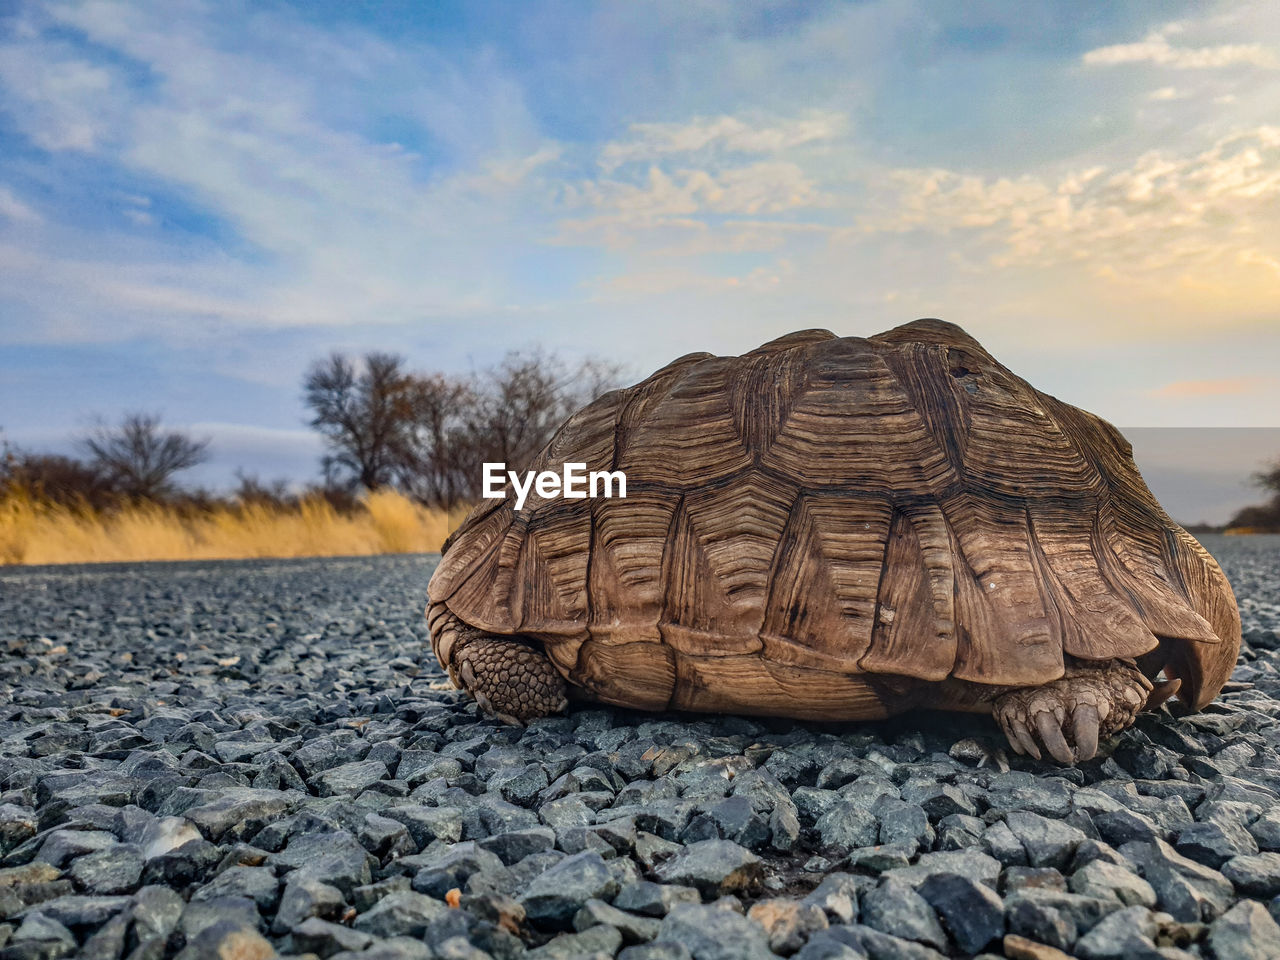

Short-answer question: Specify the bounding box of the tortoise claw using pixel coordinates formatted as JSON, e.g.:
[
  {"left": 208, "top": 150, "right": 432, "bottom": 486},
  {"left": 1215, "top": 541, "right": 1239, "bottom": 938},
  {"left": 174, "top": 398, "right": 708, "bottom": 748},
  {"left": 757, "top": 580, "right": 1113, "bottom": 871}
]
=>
[
  {"left": 1146, "top": 677, "right": 1182, "bottom": 711},
  {"left": 1010, "top": 717, "right": 1041, "bottom": 759},
  {"left": 992, "top": 659, "right": 1150, "bottom": 765},
  {"left": 1034, "top": 710, "right": 1074, "bottom": 764},
  {"left": 1072, "top": 703, "right": 1100, "bottom": 762}
]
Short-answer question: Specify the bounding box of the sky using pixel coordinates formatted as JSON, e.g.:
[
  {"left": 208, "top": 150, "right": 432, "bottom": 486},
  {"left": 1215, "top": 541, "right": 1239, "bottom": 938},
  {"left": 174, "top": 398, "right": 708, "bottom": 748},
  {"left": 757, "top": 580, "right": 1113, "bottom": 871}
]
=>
[{"left": 0, "top": 1, "right": 1278, "bottom": 522}]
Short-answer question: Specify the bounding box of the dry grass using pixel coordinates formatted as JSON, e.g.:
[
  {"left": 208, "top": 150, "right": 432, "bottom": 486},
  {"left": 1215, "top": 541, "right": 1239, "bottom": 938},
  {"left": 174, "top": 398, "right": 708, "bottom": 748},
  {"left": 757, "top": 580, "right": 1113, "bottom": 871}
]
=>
[{"left": 0, "top": 489, "right": 469, "bottom": 566}]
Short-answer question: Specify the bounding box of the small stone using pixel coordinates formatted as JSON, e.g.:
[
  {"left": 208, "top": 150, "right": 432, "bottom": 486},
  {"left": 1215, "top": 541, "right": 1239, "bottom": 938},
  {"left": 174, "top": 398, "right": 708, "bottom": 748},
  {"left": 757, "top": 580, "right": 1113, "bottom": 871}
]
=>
[
  {"left": 0, "top": 806, "right": 37, "bottom": 855},
  {"left": 1206, "top": 899, "right": 1280, "bottom": 960},
  {"left": 477, "top": 827, "right": 556, "bottom": 865},
  {"left": 409, "top": 843, "right": 507, "bottom": 898},
  {"left": 769, "top": 804, "right": 801, "bottom": 852},
  {"left": 271, "top": 830, "right": 374, "bottom": 894},
  {"left": 1068, "top": 860, "right": 1156, "bottom": 908},
  {"left": 1120, "top": 839, "right": 1232, "bottom": 922},
  {"left": 884, "top": 848, "right": 1002, "bottom": 888},
  {"left": 836, "top": 924, "right": 950, "bottom": 959},
  {"left": 528, "top": 924, "right": 623, "bottom": 959},
  {"left": 1002, "top": 933, "right": 1074, "bottom": 960},
  {"left": 1173, "top": 821, "right": 1257, "bottom": 868},
  {"left": 67, "top": 843, "right": 144, "bottom": 894},
  {"left": 658, "top": 903, "right": 775, "bottom": 960},
  {"left": 520, "top": 851, "right": 619, "bottom": 928},
  {"left": 288, "top": 915, "right": 374, "bottom": 956},
  {"left": 1004, "top": 811, "right": 1086, "bottom": 871},
  {"left": 746, "top": 898, "right": 829, "bottom": 954},
  {"left": 900, "top": 781, "right": 978, "bottom": 820},
  {"left": 790, "top": 932, "right": 863, "bottom": 960},
  {"left": 182, "top": 789, "right": 296, "bottom": 843},
  {"left": 1094, "top": 809, "right": 1163, "bottom": 846},
  {"left": 352, "top": 889, "right": 448, "bottom": 938},
  {"left": 1004, "top": 897, "right": 1076, "bottom": 953},
  {"left": 877, "top": 799, "right": 935, "bottom": 852},
  {"left": 130, "top": 884, "right": 184, "bottom": 943},
  {"left": 918, "top": 872, "right": 1004, "bottom": 954},
  {"left": 79, "top": 909, "right": 129, "bottom": 960},
  {"left": 655, "top": 840, "right": 763, "bottom": 896},
  {"left": 490, "top": 763, "right": 550, "bottom": 805},
  {"left": 433, "top": 934, "right": 491, "bottom": 960},
  {"left": 191, "top": 865, "right": 280, "bottom": 912},
  {"left": 180, "top": 895, "right": 261, "bottom": 940},
  {"left": 140, "top": 837, "right": 222, "bottom": 888},
  {"left": 1222, "top": 851, "right": 1280, "bottom": 897},
  {"left": 813, "top": 801, "right": 879, "bottom": 851},
  {"left": 25, "top": 894, "right": 133, "bottom": 932},
  {"left": 385, "top": 805, "right": 464, "bottom": 847},
  {"left": 359, "top": 812, "right": 415, "bottom": 859},
  {"left": 10, "top": 912, "right": 76, "bottom": 958},
  {"left": 983, "top": 820, "right": 1030, "bottom": 866},
  {"left": 802, "top": 873, "right": 862, "bottom": 925},
  {"left": 1071, "top": 904, "right": 1161, "bottom": 959},
  {"left": 272, "top": 875, "right": 345, "bottom": 934},
  {"left": 618, "top": 944, "right": 694, "bottom": 960},
  {"left": 635, "top": 831, "right": 683, "bottom": 870},
  {"left": 174, "top": 918, "right": 273, "bottom": 960},
  {"left": 35, "top": 830, "right": 117, "bottom": 869},
  {"left": 1002, "top": 867, "right": 1067, "bottom": 895},
  {"left": 139, "top": 817, "right": 203, "bottom": 860},
  {"left": 614, "top": 880, "right": 701, "bottom": 917},
  {"left": 861, "top": 877, "right": 947, "bottom": 951},
  {"left": 351, "top": 874, "right": 411, "bottom": 912},
  {"left": 1251, "top": 809, "right": 1280, "bottom": 852},
  {"left": 575, "top": 897, "right": 664, "bottom": 942}
]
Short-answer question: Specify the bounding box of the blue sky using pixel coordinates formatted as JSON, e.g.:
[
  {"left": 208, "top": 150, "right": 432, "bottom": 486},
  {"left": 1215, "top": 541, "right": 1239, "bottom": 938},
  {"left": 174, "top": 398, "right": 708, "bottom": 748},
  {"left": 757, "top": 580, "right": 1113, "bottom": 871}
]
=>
[{"left": 1, "top": 1, "right": 1278, "bottom": 519}]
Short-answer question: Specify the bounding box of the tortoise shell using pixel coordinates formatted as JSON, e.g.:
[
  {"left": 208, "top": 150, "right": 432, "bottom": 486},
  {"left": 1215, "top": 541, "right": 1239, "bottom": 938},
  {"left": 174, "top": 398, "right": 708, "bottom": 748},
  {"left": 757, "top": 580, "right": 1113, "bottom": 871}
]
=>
[{"left": 427, "top": 320, "right": 1240, "bottom": 721}]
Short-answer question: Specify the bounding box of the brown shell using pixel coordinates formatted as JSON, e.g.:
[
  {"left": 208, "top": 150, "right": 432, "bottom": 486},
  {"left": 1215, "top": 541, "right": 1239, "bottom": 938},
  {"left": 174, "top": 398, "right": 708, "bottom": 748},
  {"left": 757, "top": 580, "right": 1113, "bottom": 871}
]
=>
[{"left": 428, "top": 319, "right": 1240, "bottom": 719}]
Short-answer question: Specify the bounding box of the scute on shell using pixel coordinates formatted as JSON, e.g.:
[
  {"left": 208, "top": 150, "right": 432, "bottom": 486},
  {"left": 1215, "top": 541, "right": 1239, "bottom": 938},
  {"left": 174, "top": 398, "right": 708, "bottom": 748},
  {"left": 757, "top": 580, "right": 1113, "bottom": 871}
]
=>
[{"left": 429, "top": 318, "right": 1240, "bottom": 718}]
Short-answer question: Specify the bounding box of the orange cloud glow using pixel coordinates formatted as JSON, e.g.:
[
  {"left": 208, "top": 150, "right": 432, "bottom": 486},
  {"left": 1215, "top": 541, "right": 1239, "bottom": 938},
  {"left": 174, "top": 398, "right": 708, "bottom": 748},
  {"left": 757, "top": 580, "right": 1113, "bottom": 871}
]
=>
[{"left": 1150, "top": 377, "right": 1269, "bottom": 398}]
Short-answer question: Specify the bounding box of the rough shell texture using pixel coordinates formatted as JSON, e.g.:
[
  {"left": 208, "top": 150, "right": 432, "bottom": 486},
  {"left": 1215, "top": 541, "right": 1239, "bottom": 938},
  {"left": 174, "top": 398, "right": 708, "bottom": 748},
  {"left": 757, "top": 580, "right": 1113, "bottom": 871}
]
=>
[{"left": 428, "top": 319, "right": 1240, "bottom": 719}]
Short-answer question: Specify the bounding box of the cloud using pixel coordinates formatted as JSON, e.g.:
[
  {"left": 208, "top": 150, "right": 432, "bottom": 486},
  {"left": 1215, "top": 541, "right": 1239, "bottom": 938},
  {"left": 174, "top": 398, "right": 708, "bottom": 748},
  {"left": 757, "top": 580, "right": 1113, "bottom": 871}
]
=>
[
  {"left": 1083, "top": 25, "right": 1278, "bottom": 70},
  {"left": 0, "top": 186, "right": 40, "bottom": 223},
  {"left": 599, "top": 111, "right": 847, "bottom": 171},
  {"left": 855, "top": 127, "right": 1280, "bottom": 307},
  {"left": 0, "top": 0, "right": 565, "bottom": 344},
  {"left": 554, "top": 153, "right": 830, "bottom": 255},
  {"left": 0, "top": 40, "right": 116, "bottom": 151},
  {"left": 1149, "top": 378, "right": 1270, "bottom": 398}
]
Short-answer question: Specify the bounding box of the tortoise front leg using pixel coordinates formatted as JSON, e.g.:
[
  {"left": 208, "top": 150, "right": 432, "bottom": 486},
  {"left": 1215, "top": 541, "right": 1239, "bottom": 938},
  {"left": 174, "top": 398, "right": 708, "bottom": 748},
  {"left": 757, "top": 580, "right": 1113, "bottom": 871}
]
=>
[
  {"left": 454, "top": 634, "right": 569, "bottom": 725},
  {"left": 991, "top": 658, "right": 1159, "bottom": 764}
]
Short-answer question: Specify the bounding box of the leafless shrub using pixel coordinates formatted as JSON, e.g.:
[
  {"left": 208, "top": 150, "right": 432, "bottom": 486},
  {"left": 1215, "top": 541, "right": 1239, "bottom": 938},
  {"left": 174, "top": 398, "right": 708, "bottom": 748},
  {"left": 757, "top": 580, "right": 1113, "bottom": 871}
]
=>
[
  {"left": 303, "top": 352, "right": 414, "bottom": 492},
  {"left": 302, "top": 349, "right": 627, "bottom": 508},
  {"left": 76, "top": 413, "right": 209, "bottom": 502}
]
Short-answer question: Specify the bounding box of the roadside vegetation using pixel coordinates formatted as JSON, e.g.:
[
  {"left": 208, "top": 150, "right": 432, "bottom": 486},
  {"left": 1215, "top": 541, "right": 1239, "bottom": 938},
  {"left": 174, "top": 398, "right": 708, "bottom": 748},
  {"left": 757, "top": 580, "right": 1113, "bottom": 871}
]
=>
[
  {"left": 1225, "top": 460, "right": 1280, "bottom": 534},
  {"left": 2, "top": 350, "right": 623, "bottom": 565}
]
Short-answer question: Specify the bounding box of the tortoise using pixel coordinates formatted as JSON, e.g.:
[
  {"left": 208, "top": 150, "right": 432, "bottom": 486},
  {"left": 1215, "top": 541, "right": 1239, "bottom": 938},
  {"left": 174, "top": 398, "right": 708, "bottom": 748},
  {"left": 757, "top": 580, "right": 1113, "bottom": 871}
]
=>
[{"left": 427, "top": 319, "right": 1241, "bottom": 763}]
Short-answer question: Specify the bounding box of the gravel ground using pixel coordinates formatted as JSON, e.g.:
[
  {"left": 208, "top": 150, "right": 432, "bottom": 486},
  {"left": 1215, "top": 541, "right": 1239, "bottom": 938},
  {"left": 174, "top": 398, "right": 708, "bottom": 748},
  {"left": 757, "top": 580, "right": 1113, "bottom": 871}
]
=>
[{"left": 2, "top": 536, "right": 1280, "bottom": 960}]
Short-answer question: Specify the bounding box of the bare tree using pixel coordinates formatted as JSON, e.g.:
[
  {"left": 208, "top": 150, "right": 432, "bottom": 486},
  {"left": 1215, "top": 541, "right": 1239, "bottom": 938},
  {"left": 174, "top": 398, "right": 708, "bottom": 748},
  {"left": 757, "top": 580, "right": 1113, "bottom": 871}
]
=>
[
  {"left": 1227, "top": 457, "right": 1280, "bottom": 531},
  {"left": 303, "top": 352, "right": 413, "bottom": 492},
  {"left": 301, "top": 348, "right": 627, "bottom": 508},
  {"left": 393, "top": 373, "right": 477, "bottom": 510},
  {"left": 460, "top": 350, "right": 628, "bottom": 475},
  {"left": 1253, "top": 460, "right": 1280, "bottom": 499},
  {"left": 233, "top": 470, "right": 297, "bottom": 510},
  {"left": 77, "top": 413, "right": 210, "bottom": 501}
]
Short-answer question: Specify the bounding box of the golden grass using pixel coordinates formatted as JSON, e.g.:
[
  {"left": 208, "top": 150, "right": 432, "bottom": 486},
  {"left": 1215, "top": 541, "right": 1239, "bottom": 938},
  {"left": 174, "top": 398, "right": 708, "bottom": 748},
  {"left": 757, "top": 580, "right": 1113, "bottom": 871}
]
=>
[{"left": 0, "top": 489, "right": 470, "bottom": 566}]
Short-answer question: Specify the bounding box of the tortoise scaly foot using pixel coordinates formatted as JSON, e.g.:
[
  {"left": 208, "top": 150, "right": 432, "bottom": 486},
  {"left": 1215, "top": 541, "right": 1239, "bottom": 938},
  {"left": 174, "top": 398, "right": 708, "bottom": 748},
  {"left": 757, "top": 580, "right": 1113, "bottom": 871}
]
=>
[
  {"left": 454, "top": 636, "right": 568, "bottom": 725},
  {"left": 993, "top": 659, "right": 1153, "bottom": 764}
]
